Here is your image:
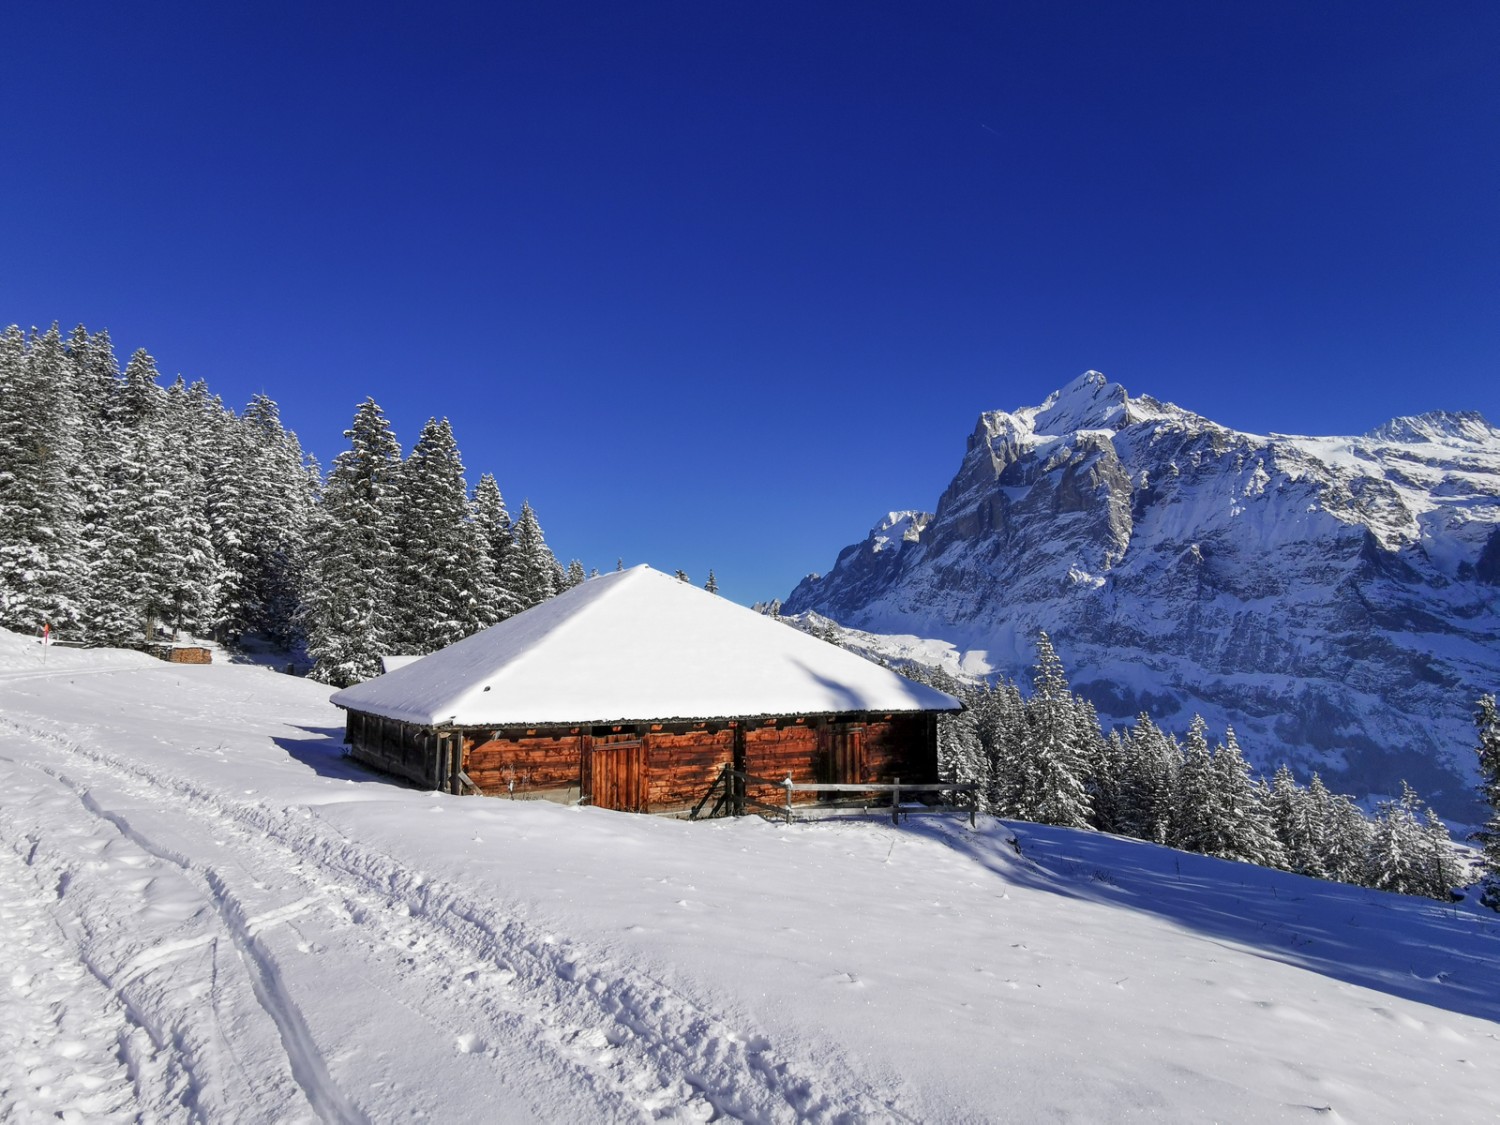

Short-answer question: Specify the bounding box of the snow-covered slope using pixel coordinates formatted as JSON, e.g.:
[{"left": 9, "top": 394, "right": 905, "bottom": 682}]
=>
[
  {"left": 785, "top": 372, "right": 1500, "bottom": 817},
  {"left": 3, "top": 631, "right": 1500, "bottom": 1122}
]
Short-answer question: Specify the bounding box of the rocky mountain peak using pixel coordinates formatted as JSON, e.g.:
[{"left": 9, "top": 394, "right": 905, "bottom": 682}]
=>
[
  {"left": 786, "top": 377, "right": 1500, "bottom": 820},
  {"left": 1031, "top": 370, "right": 1130, "bottom": 435},
  {"left": 1365, "top": 410, "right": 1497, "bottom": 446}
]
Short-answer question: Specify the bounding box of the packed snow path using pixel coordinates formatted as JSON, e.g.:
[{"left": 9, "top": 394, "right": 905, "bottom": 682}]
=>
[{"left": 2, "top": 633, "right": 1499, "bottom": 1122}]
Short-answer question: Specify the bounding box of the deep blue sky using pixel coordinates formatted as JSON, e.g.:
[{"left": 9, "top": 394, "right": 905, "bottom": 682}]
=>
[{"left": 4, "top": 2, "right": 1496, "bottom": 604}]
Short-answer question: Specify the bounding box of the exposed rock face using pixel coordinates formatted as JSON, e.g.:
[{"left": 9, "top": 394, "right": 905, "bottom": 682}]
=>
[{"left": 785, "top": 373, "right": 1500, "bottom": 818}]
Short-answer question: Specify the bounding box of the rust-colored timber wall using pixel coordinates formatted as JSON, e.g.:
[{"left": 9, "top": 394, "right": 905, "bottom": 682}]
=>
[
  {"left": 743, "top": 721, "right": 823, "bottom": 808},
  {"left": 345, "top": 710, "right": 446, "bottom": 788},
  {"left": 343, "top": 710, "right": 941, "bottom": 814},
  {"left": 641, "top": 726, "right": 734, "bottom": 810},
  {"left": 463, "top": 728, "right": 584, "bottom": 802}
]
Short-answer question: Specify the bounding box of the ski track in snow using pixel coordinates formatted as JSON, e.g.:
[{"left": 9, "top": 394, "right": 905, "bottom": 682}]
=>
[{"left": 0, "top": 702, "right": 907, "bottom": 1124}]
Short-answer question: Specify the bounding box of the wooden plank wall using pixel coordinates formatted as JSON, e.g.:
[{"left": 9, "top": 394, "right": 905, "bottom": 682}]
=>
[
  {"left": 743, "top": 720, "right": 823, "bottom": 807},
  {"left": 345, "top": 711, "right": 444, "bottom": 788},
  {"left": 342, "top": 709, "right": 941, "bottom": 815},
  {"left": 641, "top": 726, "right": 734, "bottom": 809},
  {"left": 464, "top": 729, "right": 584, "bottom": 801}
]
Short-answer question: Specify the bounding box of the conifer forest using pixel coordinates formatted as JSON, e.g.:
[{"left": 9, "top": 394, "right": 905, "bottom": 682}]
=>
[
  {"left": 902, "top": 633, "right": 1476, "bottom": 903},
  {"left": 0, "top": 323, "right": 580, "bottom": 685}
]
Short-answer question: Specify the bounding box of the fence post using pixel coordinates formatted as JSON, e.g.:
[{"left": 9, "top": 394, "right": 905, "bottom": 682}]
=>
[
  {"left": 783, "top": 773, "right": 794, "bottom": 824},
  {"left": 892, "top": 777, "right": 900, "bottom": 825},
  {"left": 969, "top": 784, "right": 976, "bottom": 829}
]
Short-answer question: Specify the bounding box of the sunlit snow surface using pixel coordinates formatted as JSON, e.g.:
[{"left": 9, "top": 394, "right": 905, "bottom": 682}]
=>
[
  {"left": 332, "top": 566, "right": 959, "bottom": 727},
  {"left": 2, "top": 630, "right": 1498, "bottom": 1122}
]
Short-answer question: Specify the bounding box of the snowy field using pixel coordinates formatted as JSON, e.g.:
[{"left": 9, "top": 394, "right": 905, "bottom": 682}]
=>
[{"left": 2, "top": 632, "right": 1498, "bottom": 1123}]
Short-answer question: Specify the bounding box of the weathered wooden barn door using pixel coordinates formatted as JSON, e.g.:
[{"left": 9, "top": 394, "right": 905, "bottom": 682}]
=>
[
  {"left": 831, "top": 723, "right": 867, "bottom": 783},
  {"left": 588, "top": 733, "right": 647, "bottom": 812}
]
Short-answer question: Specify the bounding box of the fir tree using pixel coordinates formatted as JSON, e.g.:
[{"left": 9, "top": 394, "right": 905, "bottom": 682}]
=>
[
  {"left": 0, "top": 325, "right": 84, "bottom": 633},
  {"left": 391, "top": 417, "right": 496, "bottom": 653},
  {"left": 564, "top": 559, "right": 586, "bottom": 589},
  {"left": 1211, "top": 727, "right": 1285, "bottom": 867},
  {"left": 704, "top": 569, "right": 718, "bottom": 594},
  {"left": 1419, "top": 808, "right": 1463, "bottom": 902},
  {"left": 158, "top": 378, "right": 231, "bottom": 638},
  {"left": 1471, "top": 694, "right": 1500, "bottom": 910},
  {"left": 504, "top": 501, "right": 558, "bottom": 612},
  {"left": 225, "top": 394, "right": 317, "bottom": 647},
  {"left": 1366, "top": 782, "right": 1431, "bottom": 897},
  {"left": 1171, "top": 716, "right": 1216, "bottom": 853},
  {"left": 1270, "top": 765, "right": 1325, "bottom": 878},
  {"left": 305, "top": 398, "right": 402, "bottom": 686},
  {"left": 1009, "top": 632, "right": 1090, "bottom": 827},
  {"left": 471, "top": 473, "right": 521, "bottom": 622},
  {"left": 1122, "top": 715, "right": 1178, "bottom": 844}
]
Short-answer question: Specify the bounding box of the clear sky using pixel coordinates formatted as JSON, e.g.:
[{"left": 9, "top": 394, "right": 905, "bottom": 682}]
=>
[{"left": 4, "top": 2, "right": 1496, "bottom": 605}]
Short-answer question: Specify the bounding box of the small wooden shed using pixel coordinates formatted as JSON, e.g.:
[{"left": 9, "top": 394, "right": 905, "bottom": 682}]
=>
[{"left": 330, "top": 566, "right": 961, "bottom": 814}]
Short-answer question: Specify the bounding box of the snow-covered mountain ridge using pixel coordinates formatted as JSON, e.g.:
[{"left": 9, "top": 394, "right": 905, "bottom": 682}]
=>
[{"left": 785, "top": 372, "right": 1500, "bottom": 817}]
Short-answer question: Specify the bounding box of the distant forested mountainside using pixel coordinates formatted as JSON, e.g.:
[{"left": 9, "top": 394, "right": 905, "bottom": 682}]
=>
[
  {"left": 0, "top": 322, "right": 582, "bottom": 685},
  {"left": 785, "top": 372, "right": 1500, "bottom": 819}
]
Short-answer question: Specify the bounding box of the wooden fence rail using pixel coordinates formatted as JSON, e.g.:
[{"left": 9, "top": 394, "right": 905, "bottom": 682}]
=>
[{"left": 690, "top": 766, "right": 978, "bottom": 827}]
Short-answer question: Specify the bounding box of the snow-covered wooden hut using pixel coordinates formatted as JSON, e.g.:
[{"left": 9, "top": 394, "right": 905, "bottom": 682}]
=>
[{"left": 329, "top": 566, "right": 962, "bottom": 814}]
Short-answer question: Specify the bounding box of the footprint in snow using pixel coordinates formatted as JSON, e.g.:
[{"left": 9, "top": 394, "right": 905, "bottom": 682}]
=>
[{"left": 824, "top": 971, "right": 866, "bottom": 988}]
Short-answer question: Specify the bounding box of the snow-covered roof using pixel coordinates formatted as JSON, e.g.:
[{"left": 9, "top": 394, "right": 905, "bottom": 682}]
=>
[{"left": 330, "top": 566, "right": 962, "bottom": 727}]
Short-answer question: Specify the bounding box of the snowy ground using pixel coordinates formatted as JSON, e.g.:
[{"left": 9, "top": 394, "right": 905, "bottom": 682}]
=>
[{"left": 2, "top": 633, "right": 1498, "bottom": 1123}]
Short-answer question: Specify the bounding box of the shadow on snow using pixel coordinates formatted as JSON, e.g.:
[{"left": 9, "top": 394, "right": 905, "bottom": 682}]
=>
[
  {"left": 912, "top": 816, "right": 1500, "bottom": 1026},
  {"left": 271, "top": 725, "right": 410, "bottom": 787}
]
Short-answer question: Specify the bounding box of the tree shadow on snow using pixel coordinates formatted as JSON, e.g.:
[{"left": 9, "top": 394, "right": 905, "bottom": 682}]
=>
[
  {"left": 913, "top": 817, "right": 1500, "bottom": 1026},
  {"left": 272, "top": 726, "right": 408, "bottom": 787}
]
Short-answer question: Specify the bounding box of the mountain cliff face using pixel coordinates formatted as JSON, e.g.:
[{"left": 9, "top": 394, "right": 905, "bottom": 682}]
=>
[{"left": 785, "top": 373, "right": 1500, "bottom": 818}]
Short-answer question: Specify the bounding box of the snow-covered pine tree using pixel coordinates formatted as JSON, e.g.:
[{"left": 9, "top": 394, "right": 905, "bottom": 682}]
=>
[
  {"left": 1067, "top": 696, "right": 1113, "bottom": 830},
  {"left": 1419, "top": 808, "right": 1462, "bottom": 902},
  {"left": 157, "top": 378, "right": 231, "bottom": 639},
  {"left": 973, "top": 679, "right": 1026, "bottom": 816},
  {"left": 83, "top": 348, "right": 180, "bottom": 645},
  {"left": 1471, "top": 694, "right": 1500, "bottom": 910},
  {"left": 1270, "top": 765, "right": 1326, "bottom": 878},
  {"left": 66, "top": 326, "right": 123, "bottom": 643},
  {"left": 1011, "top": 632, "right": 1091, "bottom": 828},
  {"left": 1308, "top": 775, "right": 1373, "bottom": 885},
  {"left": 1171, "top": 716, "right": 1216, "bottom": 853},
  {"left": 0, "top": 324, "right": 84, "bottom": 634},
  {"left": 1365, "top": 782, "right": 1431, "bottom": 897},
  {"left": 504, "top": 501, "right": 559, "bottom": 612},
  {"left": 564, "top": 559, "right": 586, "bottom": 589},
  {"left": 704, "top": 569, "right": 718, "bottom": 594},
  {"left": 1211, "top": 727, "right": 1285, "bottom": 867},
  {"left": 219, "top": 394, "right": 317, "bottom": 647},
  {"left": 304, "top": 398, "right": 402, "bottom": 686},
  {"left": 392, "top": 417, "right": 496, "bottom": 653},
  {"left": 471, "top": 472, "right": 522, "bottom": 623},
  {"left": 924, "top": 669, "right": 985, "bottom": 802},
  {"left": 1121, "top": 715, "right": 1178, "bottom": 844},
  {"left": 1089, "top": 729, "right": 1132, "bottom": 834}
]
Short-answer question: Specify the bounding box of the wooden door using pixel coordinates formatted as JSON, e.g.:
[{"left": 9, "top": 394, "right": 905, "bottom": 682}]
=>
[
  {"left": 589, "top": 739, "right": 647, "bottom": 811},
  {"left": 830, "top": 724, "right": 866, "bottom": 783}
]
